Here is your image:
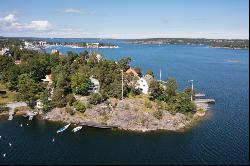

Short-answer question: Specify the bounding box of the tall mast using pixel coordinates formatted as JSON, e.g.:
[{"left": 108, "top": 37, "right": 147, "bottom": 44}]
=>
[{"left": 160, "top": 69, "right": 162, "bottom": 82}]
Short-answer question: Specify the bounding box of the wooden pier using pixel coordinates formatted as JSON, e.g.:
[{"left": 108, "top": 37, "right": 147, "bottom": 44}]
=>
[
  {"left": 81, "top": 122, "right": 118, "bottom": 129},
  {"left": 194, "top": 99, "right": 215, "bottom": 104}
]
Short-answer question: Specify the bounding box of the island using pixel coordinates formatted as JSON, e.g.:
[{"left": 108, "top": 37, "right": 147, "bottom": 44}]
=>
[
  {"left": 128, "top": 38, "right": 249, "bottom": 49},
  {"left": 0, "top": 38, "right": 210, "bottom": 132}
]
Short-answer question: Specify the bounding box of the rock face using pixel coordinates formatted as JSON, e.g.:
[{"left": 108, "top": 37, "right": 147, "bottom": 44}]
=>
[{"left": 44, "top": 98, "right": 194, "bottom": 132}]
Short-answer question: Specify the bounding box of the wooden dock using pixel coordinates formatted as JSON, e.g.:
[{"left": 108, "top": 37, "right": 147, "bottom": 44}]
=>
[
  {"left": 194, "top": 99, "right": 215, "bottom": 104},
  {"left": 81, "top": 122, "right": 118, "bottom": 129}
]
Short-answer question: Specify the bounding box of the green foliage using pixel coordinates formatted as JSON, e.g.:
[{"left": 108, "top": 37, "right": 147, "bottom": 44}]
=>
[
  {"left": 168, "top": 93, "right": 196, "bottom": 113},
  {"left": 65, "top": 105, "right": 75, "bottom": 115},
  {"left": 73, "top": 101, "right": 86, "bottom": 112},
  {"left": 165, "top": 77, "right": 177, "bottom": 97},
  {"left": 17, "top": 74, "right": 38, "bottom": 106},
  {"left": 146, "top": 69, "right": 154, "bottom": 77},
  {"left": 88, "top": 93, "right": 103, "bottom": 105},
  {"left": 130, "top": 87, "right": 141, "bottom": 96},
  {"left": 144, "top": 100, "right": 153, "bottom": 109},
  {"left": 148, "top": 80, "right": 161, "bottom": 100},
  {"left": 52, "top": 88, "right": 67, "bottom": 108},
  {"left": 118, "top": 57, "right": 131, "bottom": 71},
  {"left": 40, "top": 90, "right": 52, "bottom": 112},
  {"left": 153, "top": 110, "right": 163, "bottom": 120},
  {"left": 66, "top": 94, "right": 76, "bottom": 106},
  {"left": 71, "top": 72, "right": 91, "bottom": 96},
  {"left": 0, "top": 104, "right": 10, "bottom": 113},
  {"left": 5, "top": 65, "right": 21, "bottom": 90}
]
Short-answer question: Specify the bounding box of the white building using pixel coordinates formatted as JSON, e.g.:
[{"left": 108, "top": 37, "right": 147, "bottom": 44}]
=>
[
  {"left": 135, "top": 74, "right": 154, "bottom": 94},
  {"left": 36, "top": 100, "right": 43, "bottom": 110},
  {"left": 0, "top": 48, "right": 10, "bottom": 55},
  {"left": 88, "top": 76, "right": 100, "bottom": 93},
  {"left": 42, "top": 74, "right": 53, "bottom": 84},
  {"left": 96, "top": 53, "right": 103, "bottom": 62}
]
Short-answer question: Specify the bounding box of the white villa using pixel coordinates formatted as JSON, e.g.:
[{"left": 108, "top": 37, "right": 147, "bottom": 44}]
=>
[
  {"left": 89, "top": 76, "right": 100, "bottom": 93},
  {"left": 135, "top": 74, "right": 154, "bottom": 94}
]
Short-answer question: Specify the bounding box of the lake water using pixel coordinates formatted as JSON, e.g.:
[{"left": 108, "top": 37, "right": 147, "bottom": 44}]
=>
[{"left": 0, "top": 39, "right": 249, "bottom": 164}]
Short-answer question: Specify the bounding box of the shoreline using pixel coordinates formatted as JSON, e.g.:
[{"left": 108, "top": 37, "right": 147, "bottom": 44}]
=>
[{"left": 0, "top": 99, "right": 207, "bottom": 133}]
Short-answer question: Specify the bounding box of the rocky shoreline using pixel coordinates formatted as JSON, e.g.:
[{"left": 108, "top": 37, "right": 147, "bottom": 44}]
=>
[
  {"left": 1, "top": 98, "right": 207, "bottom": 132},
  {"left": 42, "top": 98, "right": 206, "bottom": 132}
]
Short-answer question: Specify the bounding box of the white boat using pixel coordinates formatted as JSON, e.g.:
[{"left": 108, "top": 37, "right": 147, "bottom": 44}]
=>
[
  {"left": 72, "top": 126, "right": 82, "bottom": 133},
  {"left": 57, "top": 124, "right": 71, "bottom": 133}
]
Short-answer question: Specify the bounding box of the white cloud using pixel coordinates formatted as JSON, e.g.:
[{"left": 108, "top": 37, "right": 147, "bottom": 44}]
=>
[
  {"left": 0, "top": 13, "right": 52, "bottom": 31},
  {"left": 3, "top": 14, "right": 16, "bottom": 22},
  {"left": 63, "top": 8, "right": 82, "bottom": 14},
  {"left": 58, "top": 8, "right": 96, "bottom": 15},
  {"left": 26, "top": 20, "right": 52, "bottom": 30}
]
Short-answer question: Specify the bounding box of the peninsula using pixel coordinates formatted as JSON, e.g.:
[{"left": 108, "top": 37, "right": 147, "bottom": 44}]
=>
[
  {"left": 128, "top": 38, "right": 249, "bottom": 49},
  {"left": 0, "top": 38, "right": 210, "bottom": 132}
]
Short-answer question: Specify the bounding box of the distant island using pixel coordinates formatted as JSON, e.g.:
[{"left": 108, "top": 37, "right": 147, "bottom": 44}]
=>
[
  {"left": 0, "top": 37, "right": 211, "bottom": 132},
  {"left": 128, "top": 38, "right": 249, "bottom": 49}
]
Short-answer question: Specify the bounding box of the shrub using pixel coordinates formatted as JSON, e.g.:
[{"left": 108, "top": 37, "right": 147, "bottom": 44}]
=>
[
  {"left": 153, "top": 110, "right": 163, "bottom": 120},
  {"left": 88, "top": 93, "right": 103, "bottom": 105},
  {"left": 65, "top": 105, "right": 75, "bottom": 115},
  {"left": 124, "top": 103, "right": 130, "bottom": 110},
  {"left": 0, "top": 105, "right": 10, "bottom": 113},
  {"left": 134, "top": 107, "right": 139, "bottom": 112},
  {"left": 66, "top": 94, "right": 76, "bottom": 106},
  {"left": 144, "top": 100, "right": 152, "bottom": 109},
  {"left": 73, "top": 101, "right": 86, "bottom": 112}
]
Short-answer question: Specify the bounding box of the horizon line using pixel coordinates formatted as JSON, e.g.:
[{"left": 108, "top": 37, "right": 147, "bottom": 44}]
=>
[{"left": 0, "top": 35, "right": 249, "bottom": 40}]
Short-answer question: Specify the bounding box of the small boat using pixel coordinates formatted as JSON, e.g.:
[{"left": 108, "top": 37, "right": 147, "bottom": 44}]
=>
[
  {"left": 72, "top": 126, "right": 82, "bottom": 133},
  {"left": 57, "top": 124, "right": 71, "bottom": 133}
]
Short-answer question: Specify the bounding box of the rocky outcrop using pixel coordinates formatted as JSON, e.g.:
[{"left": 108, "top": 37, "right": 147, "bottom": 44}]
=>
[{"left": 43, "top": 98, "right": 195, "bottom": 132}]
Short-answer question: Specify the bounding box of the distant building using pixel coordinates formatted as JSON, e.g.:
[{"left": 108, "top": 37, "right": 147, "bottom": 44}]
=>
[
  {"left": 88, "top": 76, "right": 100, "bottom": 93},
  {"left": 51, "top": 49, "right": 59, "bottom": 55},
  {"left": 39, "top": 41, "right": 46, "bottom": 46},
  {"left": 0, "top": 48, "right": 13, "bottom": 56},
  {"left": 135, "top": 74, "right": 154, "bottom": 94}
]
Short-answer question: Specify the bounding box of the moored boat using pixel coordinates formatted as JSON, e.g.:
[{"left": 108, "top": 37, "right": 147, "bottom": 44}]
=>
[
  {"left": 57, "top": 124, "right": 71, "bottom": 133},
  {"left": 72, "top": 126, "right": 82, "bottom": 133}
]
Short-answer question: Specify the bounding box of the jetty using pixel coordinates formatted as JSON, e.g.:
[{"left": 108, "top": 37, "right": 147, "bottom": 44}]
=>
[
  {"left": 81, "top": 122, "right": 118, "bottom": 129},
  {"left": 6, "top": 102, "right": 27, "bottom": 120},
  {"left": 194, "top": 99, "right": 215, "bottom": 104}
]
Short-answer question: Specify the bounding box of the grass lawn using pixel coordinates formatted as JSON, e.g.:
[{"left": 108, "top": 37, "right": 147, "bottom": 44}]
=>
[{"left": 0, "top": 82, "right": 18, "bottom": 105}]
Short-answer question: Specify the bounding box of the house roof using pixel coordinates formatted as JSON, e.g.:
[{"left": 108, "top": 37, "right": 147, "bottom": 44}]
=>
[
  {"left": 126, "top": 68, "right": 138, "bottom": 77},
  {"left": 90, "top": 76, "right": 99, "bottom": 85}
]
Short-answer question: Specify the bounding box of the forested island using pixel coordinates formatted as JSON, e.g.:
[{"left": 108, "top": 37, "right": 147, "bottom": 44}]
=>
[
  {"left": 128, "top": 38, "right": 249, "bottom": 49},
  {"left": 0, "top": 38, "right": 207, "bottom": 132}
]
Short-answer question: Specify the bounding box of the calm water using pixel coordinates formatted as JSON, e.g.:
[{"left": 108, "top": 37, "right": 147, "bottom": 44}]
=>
[{"left": 0, "top": 39, "right": 249, "bottom": 165}]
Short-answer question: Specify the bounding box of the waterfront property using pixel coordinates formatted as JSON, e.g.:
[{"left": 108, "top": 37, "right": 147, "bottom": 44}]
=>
[{"left": 88, "top": 76, "right": 100, "bottom": 93}]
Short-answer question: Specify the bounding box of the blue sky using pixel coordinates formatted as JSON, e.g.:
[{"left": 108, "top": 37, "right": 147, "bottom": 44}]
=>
[{"left": 0, "top": 0, "right": 249, "bottom": 39}]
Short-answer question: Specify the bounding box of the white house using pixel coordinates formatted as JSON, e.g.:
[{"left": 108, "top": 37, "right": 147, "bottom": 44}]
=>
[
  {"left": 36, "top": 100, "right": 43, "bottom": 110},
  {"left": 42, "top": 74, "right": 53, "bottom": 84},
  {"left": 135, "top": 74, "right": 153, "bottom": 94},
  {"left": 88, "top": 76, "right": 100, "bottom": 93},
  {"left": 96, "top": 53, "right": 103, "bottom": 62},
  {"left": 0, "top": 48, "right": 11, "bottom": 56}
]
